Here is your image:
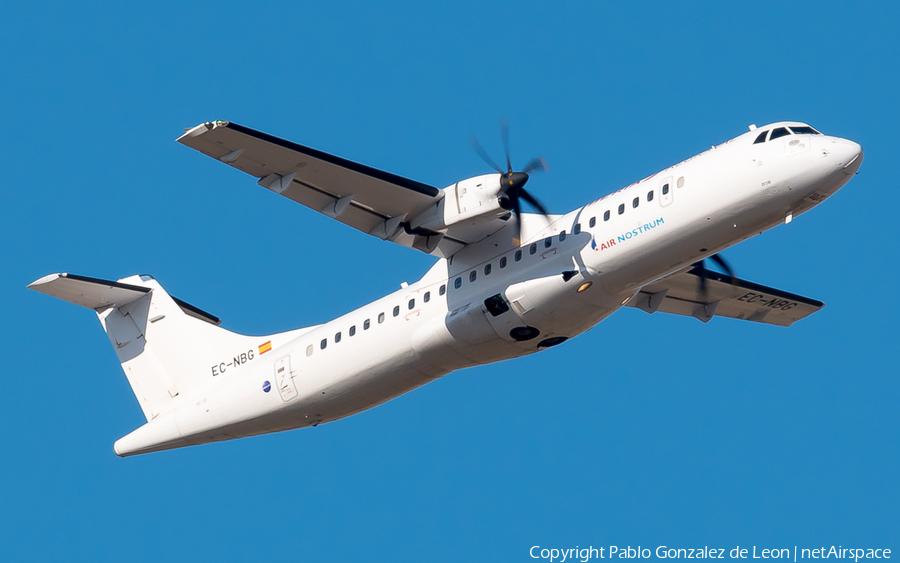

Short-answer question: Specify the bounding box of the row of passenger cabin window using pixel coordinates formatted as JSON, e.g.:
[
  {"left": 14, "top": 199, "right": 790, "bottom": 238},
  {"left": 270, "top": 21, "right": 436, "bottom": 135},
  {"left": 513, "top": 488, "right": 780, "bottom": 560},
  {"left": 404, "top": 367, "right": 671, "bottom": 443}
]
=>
[
  {"left": 753, "top": 125, "right": 821, "bottom": 144},
  {"left": 308, "top": 284, "right": 448, "bottom": 355},
  {"left": 451, "top": 231, "right": 571, "bottom": 290},
  {"left": 450, "top": 176, "right": 686, "bottom": 291},
  {"left": 581, "top": 176, "right": 684, "bottom": 228}
]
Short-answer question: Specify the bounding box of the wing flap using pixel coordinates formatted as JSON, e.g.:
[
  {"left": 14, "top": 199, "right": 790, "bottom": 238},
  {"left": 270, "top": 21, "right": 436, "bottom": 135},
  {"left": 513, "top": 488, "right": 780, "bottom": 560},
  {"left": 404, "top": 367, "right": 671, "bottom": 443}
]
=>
[{"left": 628, "top": 267, "right": 824, "bottom": 326}]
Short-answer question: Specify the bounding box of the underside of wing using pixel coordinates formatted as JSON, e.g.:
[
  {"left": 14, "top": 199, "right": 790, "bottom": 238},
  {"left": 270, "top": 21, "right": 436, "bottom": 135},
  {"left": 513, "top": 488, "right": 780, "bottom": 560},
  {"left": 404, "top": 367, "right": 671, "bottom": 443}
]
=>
[
  {"left": 177, "top": 121, "right": 469, "bottom": 257},
  {"left": 626, "top": 267, "right": 824, "bottom": 326}
]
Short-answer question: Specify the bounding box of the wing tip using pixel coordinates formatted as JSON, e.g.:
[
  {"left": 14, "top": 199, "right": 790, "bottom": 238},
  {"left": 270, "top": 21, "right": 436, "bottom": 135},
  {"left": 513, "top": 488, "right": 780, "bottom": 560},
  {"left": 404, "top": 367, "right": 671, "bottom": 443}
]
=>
[
  {"left": 177, "top": 120, "right": 230, "bottom": 143},
  {"left": 27, "top": 272, "right": 66, "bottom": 290}
]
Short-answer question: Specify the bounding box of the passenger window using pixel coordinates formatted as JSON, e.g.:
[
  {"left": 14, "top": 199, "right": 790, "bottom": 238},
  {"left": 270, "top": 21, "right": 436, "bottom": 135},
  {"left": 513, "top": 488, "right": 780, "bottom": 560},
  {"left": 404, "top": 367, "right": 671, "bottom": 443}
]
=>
[
  {"left": 484, "top": 264, "right": 491, "bottom": 275},
  {"left": 364, "top": 319, "right": 371, "bottom": 330},
  {"left": 633, "top": 197, "right": 639, "bottom": 208},
  {"left": 589, "top": 217, "right": 596, "bottom": 227},
  {"left": 335, "top": 332, "right": 341, "bottom": 343},
  {"left": 469, "top": 271, "right": 476, "bottom": 282},
  {"left": 573, "top": 223, "right": 581, "bottom": 235},
  {"left": 306, "top": 345, "right": 313, "bottom": 356},
  {"left": 770, "top": 127, "right": 790, "bottom": 140},
  {"left": 454, "top": 277, "right": 462, "bottom": 289},
  {"left": 320, "top": 339, "right": 327, "bottom": 350},
  {"left": 677, "top": 176, "right": 684, "bottom": 188},
  {"left": 349, "top": 325, "right": 356, "bottom": 337},
  {"left": 393, "top": 306, "right": 400, "bottom": 317},
  {"left": 439, "top": 284, "right": 446, "bottom": 296},
  {"left": 515, "top": 250, "right": 523, "bottom": 261},
  {"left": 647, "top": 190, "right": 654, "bottom": 202},
  {"left": 559, "top": 230, "right": 566, "bottom": 242},
  {"left": 604, "top": 210, "right": 610, "bottom": 221},
  {"left": 378, "top": 312, "right": 385, "bottom": 324},
  {"left": 618, "top": 203, "right": 625, "bottom": 215},
  {"left": 499, "top": 256, "right": 507, "bottom": 268},
  {"left": 408, "top": 299, "right": 415, "bottom": 310},
  {"left": 424, "top": 291, "right": 431, "bottom": 303},
  {"left": 544, "top": 237, "right": 552, "bottom": 248},
  {"left": 529, "top": 243, "right": 537, "bottom": 255},
  {"left": 662, "top": 184, "right": 669, "bottom": 195},
  {"left": 753, "top": 131, "right": 768, "bottom": 144}
]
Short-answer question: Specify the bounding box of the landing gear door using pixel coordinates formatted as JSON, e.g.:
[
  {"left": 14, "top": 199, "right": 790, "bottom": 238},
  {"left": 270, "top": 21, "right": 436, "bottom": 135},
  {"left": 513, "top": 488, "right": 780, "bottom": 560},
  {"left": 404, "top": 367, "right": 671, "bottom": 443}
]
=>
[
  {"left": 275, "top": 356, "right": 298, "bottom": 402},
  {"left": 481, "top": 293, "right": 524, "bottom": 342},
  {"left": 659, "top": 176, "right": 673, "bottom": 207}
]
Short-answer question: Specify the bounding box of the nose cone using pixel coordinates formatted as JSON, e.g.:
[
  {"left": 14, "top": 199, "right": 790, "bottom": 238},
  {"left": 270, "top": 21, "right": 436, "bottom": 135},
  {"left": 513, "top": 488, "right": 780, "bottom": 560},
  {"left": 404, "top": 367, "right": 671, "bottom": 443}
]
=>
[{"left": 831, "top": 138, "right": 864, "bottom": 175}]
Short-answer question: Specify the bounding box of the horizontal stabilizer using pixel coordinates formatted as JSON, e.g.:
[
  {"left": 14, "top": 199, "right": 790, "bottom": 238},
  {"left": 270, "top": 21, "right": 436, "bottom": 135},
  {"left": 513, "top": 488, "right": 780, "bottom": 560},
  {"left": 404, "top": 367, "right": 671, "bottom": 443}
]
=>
[
  {"left": 627, "top": 267, "right": 824, "bottom": 326},
  {"left": 28, "top": 273, "right": 150, "bottom": 310},
  {"left": 28, "top": 273, "right": 222, "bottom": 325}
]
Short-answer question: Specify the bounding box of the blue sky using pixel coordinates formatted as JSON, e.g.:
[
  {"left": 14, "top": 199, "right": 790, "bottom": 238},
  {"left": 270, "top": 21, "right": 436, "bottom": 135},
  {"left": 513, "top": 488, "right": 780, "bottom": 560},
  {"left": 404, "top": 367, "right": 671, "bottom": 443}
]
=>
[{"left": 2, "top": 2, "right": 897, "bottom": 561}]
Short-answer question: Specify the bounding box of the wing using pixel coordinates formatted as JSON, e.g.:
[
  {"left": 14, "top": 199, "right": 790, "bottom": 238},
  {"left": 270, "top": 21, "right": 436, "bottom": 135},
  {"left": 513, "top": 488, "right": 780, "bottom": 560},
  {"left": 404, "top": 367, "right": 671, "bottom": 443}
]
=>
[
  {"left": 626, "top": 267, "right": 824, "bottom": 326},
  {"left": 177, "top": 120, "right": 465, "bottom": 256}
]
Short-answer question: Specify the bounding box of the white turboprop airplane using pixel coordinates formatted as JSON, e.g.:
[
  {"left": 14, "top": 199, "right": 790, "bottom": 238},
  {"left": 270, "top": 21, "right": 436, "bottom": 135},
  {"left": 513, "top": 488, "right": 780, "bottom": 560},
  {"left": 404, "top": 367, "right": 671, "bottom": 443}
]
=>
[{"left": 29, "top": 120, "right": 863, "bottom": 456}]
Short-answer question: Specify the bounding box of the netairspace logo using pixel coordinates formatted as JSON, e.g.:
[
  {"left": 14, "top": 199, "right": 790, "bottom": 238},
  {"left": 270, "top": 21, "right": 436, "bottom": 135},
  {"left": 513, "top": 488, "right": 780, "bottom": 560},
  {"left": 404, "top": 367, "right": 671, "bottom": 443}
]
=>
[{"left": 528, "top": 546, "right": 892, "bottom": 563}]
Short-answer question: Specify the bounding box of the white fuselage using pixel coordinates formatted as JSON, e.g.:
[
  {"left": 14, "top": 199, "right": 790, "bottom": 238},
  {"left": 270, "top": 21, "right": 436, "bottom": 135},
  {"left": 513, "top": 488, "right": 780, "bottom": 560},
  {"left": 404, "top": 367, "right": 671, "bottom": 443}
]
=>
[{"left": 114, "top": 123, "right": 862, "bottom": 455}]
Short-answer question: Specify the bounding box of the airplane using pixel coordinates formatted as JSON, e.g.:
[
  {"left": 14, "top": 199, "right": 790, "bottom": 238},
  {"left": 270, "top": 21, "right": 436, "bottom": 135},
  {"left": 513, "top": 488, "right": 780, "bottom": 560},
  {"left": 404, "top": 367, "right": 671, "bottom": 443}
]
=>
[{"left": 28, "top": 119, "right": 863, "bottom": 456}]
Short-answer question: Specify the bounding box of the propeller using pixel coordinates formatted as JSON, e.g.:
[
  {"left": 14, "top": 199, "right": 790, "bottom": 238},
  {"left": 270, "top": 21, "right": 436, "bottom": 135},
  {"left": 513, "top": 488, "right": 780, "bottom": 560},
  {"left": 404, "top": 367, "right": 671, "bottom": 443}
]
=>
[
  {"left": 693, "top": 253, "right": 736, "bottom": 302},
  {"left": 470, "top": 119, "right": 550, "bottom": 243}
]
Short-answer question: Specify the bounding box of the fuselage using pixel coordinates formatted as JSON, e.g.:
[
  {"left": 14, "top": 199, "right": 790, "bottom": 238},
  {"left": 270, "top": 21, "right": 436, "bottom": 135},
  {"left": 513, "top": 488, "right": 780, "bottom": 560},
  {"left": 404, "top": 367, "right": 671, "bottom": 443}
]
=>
[{"left": 114, "top": 122, "right": 863, "bottom": 455}]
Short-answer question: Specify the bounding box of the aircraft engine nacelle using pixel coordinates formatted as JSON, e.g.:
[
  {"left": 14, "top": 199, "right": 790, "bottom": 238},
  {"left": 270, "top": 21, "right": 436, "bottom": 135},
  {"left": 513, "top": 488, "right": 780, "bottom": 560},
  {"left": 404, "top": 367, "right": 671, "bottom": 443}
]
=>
[{"left": 408, "top": 174, "right": 510, "bottom": 239}]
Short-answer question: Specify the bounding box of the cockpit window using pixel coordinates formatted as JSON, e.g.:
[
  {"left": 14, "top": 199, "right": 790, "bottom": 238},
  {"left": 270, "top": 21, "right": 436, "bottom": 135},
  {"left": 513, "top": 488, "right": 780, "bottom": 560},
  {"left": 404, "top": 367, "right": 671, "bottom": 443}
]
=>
[
  {"left": 789, "top": 126, "right": 820, "bottom": 135},
  {"left": 753, "top": 131, "right": 768, "bottom": 144},
  {"left": 769, "top": 127, "right": 790, "bottom": 141}
]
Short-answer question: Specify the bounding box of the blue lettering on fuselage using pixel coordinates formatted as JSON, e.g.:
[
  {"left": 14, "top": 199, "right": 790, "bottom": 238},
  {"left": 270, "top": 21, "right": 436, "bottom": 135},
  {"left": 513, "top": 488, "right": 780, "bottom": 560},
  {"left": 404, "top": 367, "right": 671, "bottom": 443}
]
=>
[{"left": 616, "top": 217, "right": 665, "bottom": 243}]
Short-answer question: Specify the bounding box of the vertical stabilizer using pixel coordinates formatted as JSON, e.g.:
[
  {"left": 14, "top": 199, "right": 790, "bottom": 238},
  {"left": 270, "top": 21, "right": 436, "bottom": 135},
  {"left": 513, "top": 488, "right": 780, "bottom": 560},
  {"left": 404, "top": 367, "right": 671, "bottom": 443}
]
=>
[{"left": 96, "top": 275, "right": 261, "bottom": 421}]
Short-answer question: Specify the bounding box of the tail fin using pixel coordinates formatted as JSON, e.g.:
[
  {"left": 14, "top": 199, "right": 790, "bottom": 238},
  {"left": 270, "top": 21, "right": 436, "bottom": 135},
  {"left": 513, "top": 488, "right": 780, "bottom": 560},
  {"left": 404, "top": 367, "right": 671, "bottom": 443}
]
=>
[{"left": 29, "top": 273, "right": 302, "bottom": 421}]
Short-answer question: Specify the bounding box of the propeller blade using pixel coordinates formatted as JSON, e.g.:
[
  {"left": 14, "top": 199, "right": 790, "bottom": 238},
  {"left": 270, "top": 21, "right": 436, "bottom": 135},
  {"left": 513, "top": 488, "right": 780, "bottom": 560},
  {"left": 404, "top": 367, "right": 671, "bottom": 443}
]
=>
[
  {"left": 709, "top": 253, "right": 735, "bottom": 277},
  {"left": 522, "top": 156, "right": 548, "bottom": 175},
  {"left": 694, "top": 260, "right": 709, "bottom": 302},
  {"left": 500, "top": 118, "right": 512, "bottom": 174},
  {"left": 518, "top": 188, "right": 550, "bottom": 217},
  {"left": 695, "top": 253, "right": 737, "bottom": 304},
  {"left": 511, "top": 191, "right": 522, "bottom": 244},
  {"left": 469, "top": 134, "right": 503, "bottom": 174}
]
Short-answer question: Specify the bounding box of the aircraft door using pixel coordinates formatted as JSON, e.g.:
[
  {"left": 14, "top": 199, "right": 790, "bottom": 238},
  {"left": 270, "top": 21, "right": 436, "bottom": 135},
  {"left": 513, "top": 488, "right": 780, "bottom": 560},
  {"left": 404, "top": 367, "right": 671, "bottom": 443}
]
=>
[
  {"left": 274, "top": 356, "right": 298, "bottom": 402},
  {"left": 659, "top": 176, "right": 673, "bottom": 207}
]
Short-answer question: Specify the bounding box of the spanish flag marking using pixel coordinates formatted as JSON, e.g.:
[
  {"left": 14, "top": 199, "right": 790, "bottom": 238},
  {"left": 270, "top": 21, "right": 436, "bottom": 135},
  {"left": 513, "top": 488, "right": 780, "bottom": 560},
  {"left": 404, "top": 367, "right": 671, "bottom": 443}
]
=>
[{"left": 258, "top": 341, "right": 272, "bottom": 355}]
